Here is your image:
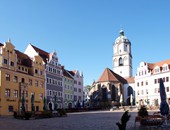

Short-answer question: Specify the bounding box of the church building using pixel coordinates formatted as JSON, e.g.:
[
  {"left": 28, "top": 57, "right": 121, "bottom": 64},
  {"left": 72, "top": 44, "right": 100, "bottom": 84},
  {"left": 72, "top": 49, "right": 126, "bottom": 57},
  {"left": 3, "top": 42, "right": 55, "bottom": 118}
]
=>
[{"left": 89, "top": 29, "right": 135, "bottom": 108}]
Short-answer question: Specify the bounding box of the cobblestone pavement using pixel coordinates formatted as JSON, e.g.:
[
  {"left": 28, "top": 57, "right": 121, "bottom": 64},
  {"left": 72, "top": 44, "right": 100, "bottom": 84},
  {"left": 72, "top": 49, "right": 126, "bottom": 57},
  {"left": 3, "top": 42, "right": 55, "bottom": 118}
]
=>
[{"left": 0, "top": 110, "right": 155, "bottom": 130}]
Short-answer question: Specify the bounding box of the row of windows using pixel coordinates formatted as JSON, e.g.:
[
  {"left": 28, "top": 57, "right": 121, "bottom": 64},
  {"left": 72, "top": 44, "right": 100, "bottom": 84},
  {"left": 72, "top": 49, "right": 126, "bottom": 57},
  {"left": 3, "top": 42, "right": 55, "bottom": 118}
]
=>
[
  {"left": 154, "top": 77, "right": 169, "bottom": 84},
  {"left": 65, "top": 94, "right": 73, "bottom": 100},
  {"left": 154, "top": 66, "right": 169, "bottom": 73},
  {"left": 74, "top": 95, "right": 82, "bottom": 101},
  {"left": 18, "top": 66, "right": 28, "bottom": 73},
  {"left": 46, "top": 66, "right": 61, "bottom": 75},
  {"left": 5, "top": 74, "right": 44, "bottom": 87},
  {"left": 46, "top": 90, "right": 63, "bottom": 97},
  {"left": 35, "top": 68, "right": 43, "bottom": 75},
  {"left": 65, "top": 78, "right": 73, "bottom": 83},
  {"left": 137, "top": 77, "right": 169, "bottom": 87},
  {"left": 65, "top": 85, "right": 73, "bottom": 90},
  {"left": 74, "top": 80, "right": 82, "bottom": 85},
  {"left": 137, "top": 81, "right": 148, "bottom": 87},
  {"left": 74, "top": 88, "right": 82, "bottom": 93},
  {"left": 5, "top": 89, "right": 43, "bottom": 100},
  {"left": 46, "top": 78, "right": 62, "bottom": 86},
  {"left": 137, "top": 87, "right": 169, "bottom": 95},
  {"left": 3, "top": 58, "right": 15, "bottom": 67}
]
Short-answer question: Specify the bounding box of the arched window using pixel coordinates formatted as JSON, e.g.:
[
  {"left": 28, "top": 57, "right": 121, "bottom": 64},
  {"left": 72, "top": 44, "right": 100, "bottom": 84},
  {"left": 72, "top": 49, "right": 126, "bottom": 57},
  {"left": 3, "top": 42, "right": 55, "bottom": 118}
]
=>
[{"left": 119, "top": 57, "right": 123, "bottom": 66}]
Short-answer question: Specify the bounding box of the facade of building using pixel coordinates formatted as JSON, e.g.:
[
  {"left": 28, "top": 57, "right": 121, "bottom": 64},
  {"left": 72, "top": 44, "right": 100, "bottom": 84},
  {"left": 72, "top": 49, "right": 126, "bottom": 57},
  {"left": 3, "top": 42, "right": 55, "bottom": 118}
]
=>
[
  {"left": 0, "top": 40, "right": 45, "bottom": 116},
  {"left": 68, "top": 70, "right": 84, "bottom": 108},
  {"left": 89, "top": 68, "right": 128, "bottom": 108},
  {"left": 83, "top": 86, "right": 90, "bottom": 108},
  {"left": 25, "top": 44, "right": 63, "bottom": 110},
  {"left": 135, "top": 60, "right": 170, "bottom": 107},
  {"left": 62, "top": 67, "right": 74, "bottom": 109}
]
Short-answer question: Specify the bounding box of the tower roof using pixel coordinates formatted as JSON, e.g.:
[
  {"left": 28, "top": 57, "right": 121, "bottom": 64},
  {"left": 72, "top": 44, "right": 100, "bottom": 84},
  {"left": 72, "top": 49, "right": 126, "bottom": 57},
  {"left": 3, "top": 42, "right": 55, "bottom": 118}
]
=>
[
  {"left": 97, "top": 68, "right": 127, "bottom": 84},
  {"left": 115, "top": 29, "right": 130, "bottom": 44}
]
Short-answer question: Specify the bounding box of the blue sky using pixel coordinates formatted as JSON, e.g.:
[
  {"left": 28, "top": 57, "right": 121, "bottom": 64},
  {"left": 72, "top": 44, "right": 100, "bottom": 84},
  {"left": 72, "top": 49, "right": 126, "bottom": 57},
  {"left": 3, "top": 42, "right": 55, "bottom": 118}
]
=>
[{"left": 0, "top": 1, "right": 170, "bottom": 86}]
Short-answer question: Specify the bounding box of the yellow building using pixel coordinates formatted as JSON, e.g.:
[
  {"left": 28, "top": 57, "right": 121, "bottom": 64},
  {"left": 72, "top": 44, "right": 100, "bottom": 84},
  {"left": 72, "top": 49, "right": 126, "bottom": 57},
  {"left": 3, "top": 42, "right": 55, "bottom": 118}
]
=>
[{"left": 0, "top": 39, "right": 45, "bottom": 116}]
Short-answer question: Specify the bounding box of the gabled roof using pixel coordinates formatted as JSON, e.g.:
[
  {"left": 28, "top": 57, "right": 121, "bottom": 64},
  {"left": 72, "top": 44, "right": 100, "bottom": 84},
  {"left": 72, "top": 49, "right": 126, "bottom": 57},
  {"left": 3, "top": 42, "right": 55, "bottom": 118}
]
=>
[
  {"left": 126, "top": 77, "right": 135, "bottom": 83},
  {"left": 30, "top": 44, "right": 49, "bottom": 63},
  {"left": 146, "top": 59, "right": 170, "bottom": 73},
  {"left": 15, "top": 50, "right": 32, "bottom": 67},
  {"left": 97, "top": 68, "right": 127, "bottom": 84},
  {"left": 68, "top": 70, "right": 75, "bottom": 76},
  {"left": 63, "top": 69, "right": 73, "bottom": 79}
]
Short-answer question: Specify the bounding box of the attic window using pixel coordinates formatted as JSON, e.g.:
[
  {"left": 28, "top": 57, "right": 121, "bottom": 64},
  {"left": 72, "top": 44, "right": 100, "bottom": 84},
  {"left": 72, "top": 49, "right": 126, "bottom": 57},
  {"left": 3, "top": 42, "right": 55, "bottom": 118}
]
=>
[{"left": 154, "top": 68, "right": 160, "bottom": 73}]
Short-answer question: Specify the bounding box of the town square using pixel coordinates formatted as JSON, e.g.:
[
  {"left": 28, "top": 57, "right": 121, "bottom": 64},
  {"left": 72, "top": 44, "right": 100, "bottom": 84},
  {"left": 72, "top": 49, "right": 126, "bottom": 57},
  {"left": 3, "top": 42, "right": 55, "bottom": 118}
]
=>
[{"left": 1, "top": 1, "right": 170, "bottom": 130}]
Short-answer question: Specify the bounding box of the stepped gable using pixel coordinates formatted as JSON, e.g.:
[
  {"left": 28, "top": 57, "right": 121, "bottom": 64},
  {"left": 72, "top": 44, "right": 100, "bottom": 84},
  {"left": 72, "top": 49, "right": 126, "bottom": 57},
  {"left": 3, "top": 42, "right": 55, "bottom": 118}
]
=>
[
  {"left": 30, "top": 44, "right": 49, "bottom": 63},
  {"left": 15, "top": 50, "right": 32, "bottom": 67},
  {"left": 97, "top": 67, "right": 127, "bottom": 84}
]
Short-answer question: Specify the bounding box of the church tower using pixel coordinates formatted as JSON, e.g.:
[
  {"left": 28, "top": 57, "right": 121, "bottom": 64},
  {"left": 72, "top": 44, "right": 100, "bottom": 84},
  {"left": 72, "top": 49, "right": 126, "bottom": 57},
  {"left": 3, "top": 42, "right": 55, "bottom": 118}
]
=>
[{"left": 113, "top": 29, "right": 132, "bottom": 78}]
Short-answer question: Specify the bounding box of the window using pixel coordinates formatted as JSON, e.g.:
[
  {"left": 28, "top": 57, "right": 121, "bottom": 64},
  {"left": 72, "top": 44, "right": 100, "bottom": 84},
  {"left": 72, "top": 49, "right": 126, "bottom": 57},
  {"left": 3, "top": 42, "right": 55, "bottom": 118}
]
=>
[
  {"left": 166, "top": 87, "right": 169, "bottom": 92},
  {"left": 4, "top": 59, "right": 8, "bottom": 64},
  {"left": 40, "top": 70, "right": 43, "bottom": 75},
  {"left": 24, "top": 91, "right": 28, "bottom": 97},
  {"left": 13, "top": 76, "right": 18, "bottom": 83},
  {"left": 141, "top": 90, "right": 143, "bottom": 95},
  {"left": 146, "top": 81, "right": 148, "bottom": 85},
  {"left": 14, "top": 90, "right": 18, "bottom": 98},
  {"left": 5, "top": 89, "right": 10, "bottom": 98},
  {"left": 40, "top": 81, "right": 43, "bottom": 87},
  {"left": 29, "top": 79, "right": 32, "bottom": 86},
  {"left": 21, "top": 78, "right": 25, "bottom": 83},
  {"left": 154, "top": 88, "right": 157, "bottom": 93},
  {"left": 166, "top": 77, "right": 169, "bottom": 82},
  {"left": 8, "top": 106, "right": 13, "bottom": 112},
  {"left": 35, "top": 80, "right": 38, "bottom": 87},
  {"left": 39, "top": 93, "right": 43, "bottom": 100},
  {"left": 78, "top": 82, "right": 81, "bottom": 85},
  {"left": 119, "top": 57, "right": 123, "bottom": 66},
  {"left": 154, "top": 79, "right": 157, "bottom": 84},
  {"left": 6, "top": 74, "right": 10, "bottom": 81},
  {"left": 74, "top": 95, "right": 77, "bottom": 101},
  {"left": 137, "top": 82, "right": 139, "bottom": 87},
  {"left": 10, "top": 61, "right": 14, "bottom": 66},
  {"left": 78, "top": 88, "right": 81, "bottom": 93},
  {"left": 74, "top": 80, "right": 77, "bottom": 84},
  {"left": 141, "top": 81, "right": 143, "bottom": 86},
  {"left": 35, "top": 69, "right": 38, "bottom": 74}
]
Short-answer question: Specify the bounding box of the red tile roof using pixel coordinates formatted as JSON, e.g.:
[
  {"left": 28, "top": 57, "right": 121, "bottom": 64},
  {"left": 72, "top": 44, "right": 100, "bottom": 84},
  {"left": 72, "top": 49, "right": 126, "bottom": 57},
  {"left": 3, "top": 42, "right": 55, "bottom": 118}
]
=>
[
  {"left": 145, "top": 59, "right": 170, "bottom": 73},
  {"left": 30, "top": 44, "right": 49, "bottom": 63},
  {"left": 97, "top": 68, "right": 127, "bottom": 84},
  {"left": 126, "top": 77, "right": 135, "bottom": 83}
]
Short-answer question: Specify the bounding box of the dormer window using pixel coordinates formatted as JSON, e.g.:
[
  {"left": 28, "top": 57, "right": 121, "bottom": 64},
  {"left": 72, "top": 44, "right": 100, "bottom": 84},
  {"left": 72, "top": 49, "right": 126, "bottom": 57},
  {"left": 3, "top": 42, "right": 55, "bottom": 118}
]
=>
[
  {"left": 162, "top": 64, "right": 169, "bottom": 72},
  {"left": 154, "top": 68, "right": 160, "bottom": 73}
]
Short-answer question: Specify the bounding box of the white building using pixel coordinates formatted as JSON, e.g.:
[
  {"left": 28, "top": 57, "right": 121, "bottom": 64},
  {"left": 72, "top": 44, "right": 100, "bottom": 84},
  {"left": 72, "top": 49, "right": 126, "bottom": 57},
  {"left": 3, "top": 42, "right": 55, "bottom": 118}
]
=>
[
  {"left": 135, "top": 60, "right": 170, "bottom": 107},
  {"left": 68, "top": 70, "right": 84, "bottom": 108}
]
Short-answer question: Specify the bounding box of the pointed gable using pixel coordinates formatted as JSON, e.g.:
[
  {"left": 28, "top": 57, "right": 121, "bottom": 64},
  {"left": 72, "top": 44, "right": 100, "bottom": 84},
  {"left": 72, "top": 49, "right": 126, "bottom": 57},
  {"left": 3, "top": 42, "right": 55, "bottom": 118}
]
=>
[
  {"left": 97, "top": 68, "right": 127, "bottom": 84},
  {"left": 30, "top": 44, "right": 49, "bottom": 63}
]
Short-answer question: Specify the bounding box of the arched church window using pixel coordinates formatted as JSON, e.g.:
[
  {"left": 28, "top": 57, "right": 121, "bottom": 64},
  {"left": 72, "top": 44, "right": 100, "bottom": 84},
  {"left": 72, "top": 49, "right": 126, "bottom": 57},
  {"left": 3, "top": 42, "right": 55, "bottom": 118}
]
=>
[{"left": 119, "top": 57, "right": 123, "bottom": 66}]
